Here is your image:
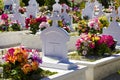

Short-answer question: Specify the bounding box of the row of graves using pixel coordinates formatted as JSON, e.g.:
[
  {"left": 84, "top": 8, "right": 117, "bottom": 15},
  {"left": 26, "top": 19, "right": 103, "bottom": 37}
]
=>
[
  {"left": 81, "top": 0, "right": 120, "bottom": 45},
  {"left": 1, "top": 0, "right": 74, "bottom": 32},
  {"left": 0, "top": 0, "right": 86, "bottom": 80},
  {"left": 1, "top": 0, "right": 120, "bottom": 80}
]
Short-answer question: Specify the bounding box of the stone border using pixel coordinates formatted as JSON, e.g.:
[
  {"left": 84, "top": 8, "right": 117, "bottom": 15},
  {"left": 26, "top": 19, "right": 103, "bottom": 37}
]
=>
[
  {"left": 71, "top": 54, "right": 120, "bottom": 80},
  {"left": 41, "top": 65, "right": 87, "bottom": 80}
]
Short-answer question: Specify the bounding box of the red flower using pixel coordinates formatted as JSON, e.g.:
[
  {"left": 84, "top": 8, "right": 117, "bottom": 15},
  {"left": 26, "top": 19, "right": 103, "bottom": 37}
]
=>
[
  {"left": 1, "top": 14, "right": 8, "bottom": 20},
  {"left": 36, "top": 16, "right": 47, "bottom": 23}
]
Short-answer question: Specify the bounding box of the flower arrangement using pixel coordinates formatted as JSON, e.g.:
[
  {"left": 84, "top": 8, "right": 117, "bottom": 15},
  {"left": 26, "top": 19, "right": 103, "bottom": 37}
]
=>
[
  {"left": 76, "top": 33, "right": 116, "bottom": 56},
  {"left": 25, "top": 15, "right": 47, "bottom": 34},
  {"left": 98, "top": 16, "right": 109, "bottom": 28},
  {"left": 58, "top": 20, "right": 70, "bottom": 33},
  {"left": 88, "top": 18, "right": 102, "bottom": 34},
  {"left": 76, "top": 20, "right": 89, "bottom": 35},
  {"left": 0, "top": 13, "right": 9, "bottom": 31},
  {"left": 1, "top": 47, "right": 43, "bottom": 80},
  {"left": 9, "top": 21, "right": 21, "bottom": 31},
  {"left": 88, "top": 17, "right": 108, "bottom": 34},
  {"left": 39, "top": 22, "right": 49, "bottom": 31}
]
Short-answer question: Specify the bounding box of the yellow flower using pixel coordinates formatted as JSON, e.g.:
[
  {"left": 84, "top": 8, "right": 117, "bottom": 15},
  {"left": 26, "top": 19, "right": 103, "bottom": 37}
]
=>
[
  {"left": 14, "top": 48, "right": 21, "bottom": 55},
  {"left": 91, "top": 36, "right": 100, "bottom": 41},
  {"left": 94, "top": 36, "right": 100, "bottom": 41}
]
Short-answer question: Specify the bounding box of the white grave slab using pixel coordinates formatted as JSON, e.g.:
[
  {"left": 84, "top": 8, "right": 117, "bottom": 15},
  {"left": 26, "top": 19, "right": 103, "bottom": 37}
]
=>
[
  {"left": 103, "top": 9, "right": 120, "bottom": 45},
  {"left": 40, "top": 11, "right": 77, "bottom": 69}
]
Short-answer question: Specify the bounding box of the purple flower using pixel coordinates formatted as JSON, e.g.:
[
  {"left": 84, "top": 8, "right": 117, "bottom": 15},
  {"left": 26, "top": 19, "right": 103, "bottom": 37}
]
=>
[{"left": 30, "top": 49, "right": 42, "bottom": 64}]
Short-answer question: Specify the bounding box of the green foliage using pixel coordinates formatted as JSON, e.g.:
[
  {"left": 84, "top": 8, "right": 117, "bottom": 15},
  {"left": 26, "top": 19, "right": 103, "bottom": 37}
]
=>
[
  {"left": 22, "top": 0, "right": 29, "bottom": 6},
  {"left": 79, "top": 1, "right": 86, "bottom": 9},
  {"left": 0, "top": 25, "right": 9, "bottom": 32},
  {"left": 76, "top": 20, "right": 88, "bottom": 35},
  {"left": 30, "top": 22, "right": 40, "bottom": 34},
  {"left": 9, "top": 23, "right": 21, "bottom": 31},
  {"left": 0, "top": 0, "right": 4, "bottom": 9},
  {"left": 20, "top": 0, "right": 25, "bottom": 7},
  {"left": 1, "top": 63, "right": 57, "bottom": 80},
  {"left": 89, "top": 43, "right": 111, "bottom": 56},
  {"left": 97, "top": 0, "right": 112, "bottom": 8}
]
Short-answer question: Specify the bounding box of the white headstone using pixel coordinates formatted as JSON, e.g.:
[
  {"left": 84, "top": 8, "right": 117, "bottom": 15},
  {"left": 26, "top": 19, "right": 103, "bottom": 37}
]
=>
[
  {"left": 103, "top": 9, "right": 120, "bottom": 45},
  {"left": 26, "top": 0, "right": 39, "bottom": 18},
  {"left": 13, "top": 0, "right": 20, "bottom": 7},
  {"left": 85, "top": 0, "right": 90, "bottom": 8},
  {"left": 3, "top": 0, "right": 14, "bottom": 12},
  {"left": 52, "top": 0, "right": 62, "bottom": 14},
  {"left": 10, "top": 4, "right": 25, "bottom": 28},
  {"left": 50, "top": 12, "right": 61, "bottom": 27},
  {"left": 118, "top": 7, "right": 120, "bottom": 18},
  {"left": 94, "top": 0, "right": 100, "bottom": 6},
  {"left": 96, "top": 4, "right": 105, "bottom": 17},
  {"left": 82, "top": 2, "right": 94, "bottom": 19},
  {"left": 40, "top": 11, "right": 77, "bottom": 69},
  {"left": 61, "top": 4, "right": 74, "bottom": 31}
]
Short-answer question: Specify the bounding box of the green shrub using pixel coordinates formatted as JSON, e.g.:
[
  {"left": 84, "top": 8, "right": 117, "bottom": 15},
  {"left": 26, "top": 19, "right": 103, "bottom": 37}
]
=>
[{"left": 9, "top": 23, "right": 21, "bottom": 31}]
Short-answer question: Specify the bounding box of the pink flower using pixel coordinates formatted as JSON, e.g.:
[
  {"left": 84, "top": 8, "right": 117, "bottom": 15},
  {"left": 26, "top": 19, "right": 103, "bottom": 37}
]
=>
[
  {"left": 1, "top": 14, "right": 8, "bottom": 20},
  {"left": 88, "top": 18, "right": 99, "bottom": 30},
  {"left": 39, "top": 22, "right": 49, "bottom": 28},
  {"left": 76, "top": 39, "right": 82, "bottom": 49},
  {"left": 8, "top": 48, "right": 15, "bottom": 55},
  {"left": 36, "top": 16, "right": 47, "bottom": 23},
  {"left": 98, "top": 35, "right": 115, "bottom": 47}
]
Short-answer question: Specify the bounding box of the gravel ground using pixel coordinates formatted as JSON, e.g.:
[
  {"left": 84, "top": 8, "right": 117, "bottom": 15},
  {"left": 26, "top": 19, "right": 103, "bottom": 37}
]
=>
[{"left": 102, "top": 72, "right": 120, "bottom": 80}]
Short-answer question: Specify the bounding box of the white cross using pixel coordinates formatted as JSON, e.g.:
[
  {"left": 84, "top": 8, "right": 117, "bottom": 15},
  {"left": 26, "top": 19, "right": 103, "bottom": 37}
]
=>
[{"left": 50, "top": 12, "right": 61, "bottom": 27}]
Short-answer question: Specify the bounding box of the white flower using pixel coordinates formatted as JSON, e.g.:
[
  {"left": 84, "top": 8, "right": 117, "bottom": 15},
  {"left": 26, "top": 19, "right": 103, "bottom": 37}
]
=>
[{"left": 39, "top": 22, "right": 49, "bottom": 29}]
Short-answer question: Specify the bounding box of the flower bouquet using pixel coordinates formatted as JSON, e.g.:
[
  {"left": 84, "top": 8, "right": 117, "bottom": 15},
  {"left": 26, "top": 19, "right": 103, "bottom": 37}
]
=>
[
  {"left": 0, "top": 13, "right": 9, "bottom": 31},
  {"left": 25, "top": 15, "right": 47, "bottom": 34},
  {"left": 98, "top": 16, "right": 109, "bottom": 28},
  {"left": 9, "top": 21, "right": 21, "bottom": 31},
  {"left": 76, "top": 33, "right": 116, "bottom": 56},
  {"left": 1, "top": 47, "right": 43, "bottom": 80},
  {"left": 76, "top": 20, "right": 89, "bottom": 35},
  {"left": 88, "top": 18, "right": 102, "bottom": 34}
]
